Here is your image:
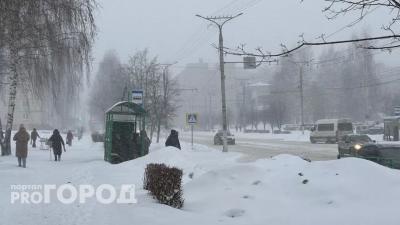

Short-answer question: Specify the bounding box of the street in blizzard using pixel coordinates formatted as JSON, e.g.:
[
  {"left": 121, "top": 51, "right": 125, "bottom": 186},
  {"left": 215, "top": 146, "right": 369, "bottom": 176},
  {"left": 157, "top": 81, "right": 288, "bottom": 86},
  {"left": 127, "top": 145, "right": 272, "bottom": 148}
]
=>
[{"left": 1, "top": 1, "right": 400, "bottom": 225}]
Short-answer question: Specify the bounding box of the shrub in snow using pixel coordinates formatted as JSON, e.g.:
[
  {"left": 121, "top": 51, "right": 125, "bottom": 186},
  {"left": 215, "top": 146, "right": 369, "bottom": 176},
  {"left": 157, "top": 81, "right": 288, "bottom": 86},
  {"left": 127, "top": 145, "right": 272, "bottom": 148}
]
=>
[{"left": 143, "top": 163, "right": 184, "bottom": 209}]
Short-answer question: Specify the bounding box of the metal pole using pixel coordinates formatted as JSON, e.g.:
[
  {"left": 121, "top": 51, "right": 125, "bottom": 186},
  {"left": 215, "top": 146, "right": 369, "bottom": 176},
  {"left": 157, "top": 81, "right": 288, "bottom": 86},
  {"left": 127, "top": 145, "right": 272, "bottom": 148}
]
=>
[
  {"left": 300, "top": 66, "right": 305, "bottom": 135},
  {"left": 191, "top": 124, "right": 194, "bottom": 149},
  {"left": 289, "top": 59, "right": 309, "bottom": 135},
  {"left": 196, "top": 13, "right": 242, "bottom": 153},
  {"left": 242, "top": 81, "right": 247, "bottom": 131},
  {"left": 217, "top": 26, "right": 229, "bottom": 152},
  {"left": 209, "top": 94, "right": 212, "bottom": 131}
]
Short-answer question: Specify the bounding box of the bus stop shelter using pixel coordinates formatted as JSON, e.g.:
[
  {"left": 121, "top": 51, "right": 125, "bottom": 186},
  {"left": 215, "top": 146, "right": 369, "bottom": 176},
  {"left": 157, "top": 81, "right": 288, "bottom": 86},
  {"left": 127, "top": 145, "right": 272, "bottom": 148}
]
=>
[{"left": 104, "top": 101, "right": 147, "bottom": 164}]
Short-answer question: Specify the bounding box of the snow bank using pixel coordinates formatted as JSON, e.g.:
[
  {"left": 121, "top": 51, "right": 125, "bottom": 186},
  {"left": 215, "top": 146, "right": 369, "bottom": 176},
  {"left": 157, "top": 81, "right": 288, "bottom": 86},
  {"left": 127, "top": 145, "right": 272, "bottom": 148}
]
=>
[{"left": 1, "top": 135, "right": 400, "bottom": 225}]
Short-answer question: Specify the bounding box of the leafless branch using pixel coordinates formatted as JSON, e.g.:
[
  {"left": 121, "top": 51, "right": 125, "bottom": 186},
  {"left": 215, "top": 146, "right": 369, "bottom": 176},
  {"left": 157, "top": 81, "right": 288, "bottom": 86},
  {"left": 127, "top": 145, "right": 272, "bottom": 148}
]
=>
[{"left": 223, "top": 35, "right": 400, "bottom": 58}]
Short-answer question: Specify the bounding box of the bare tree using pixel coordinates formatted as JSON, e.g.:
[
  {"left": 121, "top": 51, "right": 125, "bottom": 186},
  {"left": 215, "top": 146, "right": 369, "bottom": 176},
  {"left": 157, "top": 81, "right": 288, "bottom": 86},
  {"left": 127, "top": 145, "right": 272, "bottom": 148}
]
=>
[
  {"left": 267, "top": 97, "right": 287, "bottom": 131},
  {"left": 89, "top": 51, "right": 127, "bottom": 124},
  {"left": 0, "top": 0, "right": 97, "bottom": 155},
  {"left": 222, "top": 1, "right": 400, "bottom": 58},
  {"left": 156, "top": 67, "right": 180, "bottom": 143},
  {"left": 125, "top": 49, "right": 161, "bottom": 140},
  {"left": 259, "top": 106, "right": 269, "bottom": 131}
]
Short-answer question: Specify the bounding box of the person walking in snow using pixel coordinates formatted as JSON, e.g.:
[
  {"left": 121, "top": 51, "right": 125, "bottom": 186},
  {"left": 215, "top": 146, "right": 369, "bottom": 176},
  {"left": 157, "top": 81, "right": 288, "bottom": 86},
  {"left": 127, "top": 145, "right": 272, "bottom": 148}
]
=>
[
  {"left": 49, "top": 129, "right": 66, "bottom": 161},
  {"left": 140, "top": 130, "right": 151, "bottom": 155},
  {"left": 66, "top": 130, "right": 74, "bottom": 146},
  {"left": 13, "top": 124, "right": 30, "bottom": 168},
  {"left": 30, "top": 128, "right": 40, "bottom": 148},
  {"left": 165, "top": 129, "right": 181, "bottom": 150}
]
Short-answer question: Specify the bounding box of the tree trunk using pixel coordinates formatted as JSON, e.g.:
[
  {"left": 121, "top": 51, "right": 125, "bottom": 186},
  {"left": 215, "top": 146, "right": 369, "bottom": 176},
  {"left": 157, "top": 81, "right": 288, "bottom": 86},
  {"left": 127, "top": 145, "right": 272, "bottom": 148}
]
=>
[
  {"left": 156, "top": 116, "right": 161, "bottom": 143},
  {"left": 149, "top": 119, "right": 155, "bottom": 141},
  {"left": 0, "top": 118, "right": 4, "bottom": 152},
  {"left": 3, "top": 49, "right": 19, "bottom": 156}
]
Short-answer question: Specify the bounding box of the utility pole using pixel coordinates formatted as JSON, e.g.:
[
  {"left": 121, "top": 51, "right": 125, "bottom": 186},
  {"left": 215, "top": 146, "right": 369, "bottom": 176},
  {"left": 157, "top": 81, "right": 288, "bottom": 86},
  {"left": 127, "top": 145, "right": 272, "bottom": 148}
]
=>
[
  {"left": 196, "top": 13, "right": 243, "bottom": 152},
  {"left": 289, "top": 59, "right": 311, "bottom": 135}
]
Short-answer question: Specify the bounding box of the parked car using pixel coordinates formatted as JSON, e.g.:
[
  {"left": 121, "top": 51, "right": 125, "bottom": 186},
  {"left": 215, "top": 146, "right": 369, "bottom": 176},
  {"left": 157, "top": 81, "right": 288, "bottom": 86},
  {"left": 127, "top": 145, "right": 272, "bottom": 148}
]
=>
[
  {"left": 244, "top": 129, "right": 270, "bottom": 133},
  {"left": 339, "top": 142, "right": 400, "bottom": 169},
  {"left": 337, "top": 134, "right": 374, "bottom": 159},
  {"left": 214, "top": 130, "right": 235, "bottom": 145},
  {"left": 310, "top": 119, "right": 353, "bottom": 144},
  {"left": 282, "top": 124, "right": 301, "bottom": 131},
  {"left": 354, "top": 124, "right": 370, "bottom": 134},
  {"left": 367, "top": 127, "right": 384, "bottom": 135}
]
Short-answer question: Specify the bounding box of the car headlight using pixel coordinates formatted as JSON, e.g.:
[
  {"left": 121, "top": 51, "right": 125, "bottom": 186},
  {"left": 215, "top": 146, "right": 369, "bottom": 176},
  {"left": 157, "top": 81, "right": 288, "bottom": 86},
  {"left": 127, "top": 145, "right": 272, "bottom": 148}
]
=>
[{"left": 354, "top": 144, "right": 362, "bottom": 151}]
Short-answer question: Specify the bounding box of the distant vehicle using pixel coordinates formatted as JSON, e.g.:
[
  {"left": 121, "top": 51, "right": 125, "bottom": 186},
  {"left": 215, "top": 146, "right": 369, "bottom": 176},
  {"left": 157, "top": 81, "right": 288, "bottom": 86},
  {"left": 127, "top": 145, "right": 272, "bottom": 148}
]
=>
[
  {"left": 310, "top": 119, "right": 353, "bottom": 144},
  {"left": 282, "top": 124, "right": 301, "bottom": 131},
  {"left": 367, "top": 127, "right": 384, "bottom": 135},
  {"left": 337, "top": 134, "right": 374, "bottom": 159},
  {"left": 354, "top": 124, "right": 370, "bottom": 134},
  {"left": 303, "top": 124, "right": 315, "bottom": 131},
  {"left": 273, "top": 130, "right": 291, "bottom": 134},
  {"left": 244, "top": 129, "right": 270, "bottom": 133},
  {"left": 214, "top": 130, "right": 235, "bottom": 145},
  {"left": 339, "top": 142, "right": 400, "bottom": 169}
]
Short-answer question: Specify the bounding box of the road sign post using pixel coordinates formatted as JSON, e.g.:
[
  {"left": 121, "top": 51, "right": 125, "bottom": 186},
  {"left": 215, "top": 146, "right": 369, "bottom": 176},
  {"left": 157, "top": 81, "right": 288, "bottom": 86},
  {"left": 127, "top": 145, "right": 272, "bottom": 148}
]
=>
[
  {"left": 191, "top": 125, "right": 194, "bottom": 149},
  {"left": 243, "top": 56, "right": 257, "bottom": 69},
  {"left": 186, "top": 113, "right": 198, "bottom": 149},
  {"left": 131, "top": 90, "right": 144, "bottom": 107}
]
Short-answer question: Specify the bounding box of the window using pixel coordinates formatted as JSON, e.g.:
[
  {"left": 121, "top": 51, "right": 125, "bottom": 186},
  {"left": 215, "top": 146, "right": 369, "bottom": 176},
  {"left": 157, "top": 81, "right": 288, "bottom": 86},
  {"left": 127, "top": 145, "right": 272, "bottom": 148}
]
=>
[
  {"left": 338, "top": 123, "right": 353, "bottom": 131},
  {"left": 350, "top": 135, "right": 371, "bottom": 142},
  {"left": 318, "top": 124, "right": 334, "bottom": 131}
]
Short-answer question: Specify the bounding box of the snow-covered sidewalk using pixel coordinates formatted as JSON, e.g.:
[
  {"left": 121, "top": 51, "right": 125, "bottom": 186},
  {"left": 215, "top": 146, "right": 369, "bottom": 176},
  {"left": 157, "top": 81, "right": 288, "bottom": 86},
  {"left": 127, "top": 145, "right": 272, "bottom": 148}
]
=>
[{"left": 0, "top": 135, "right": 400, "bottom": 225}]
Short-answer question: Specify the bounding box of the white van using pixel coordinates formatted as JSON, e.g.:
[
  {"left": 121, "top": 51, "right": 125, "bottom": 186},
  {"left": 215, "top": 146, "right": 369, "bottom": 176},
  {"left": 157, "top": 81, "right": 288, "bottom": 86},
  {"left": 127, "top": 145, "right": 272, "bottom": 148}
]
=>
[{"left": 310, "top": 119, "right": 353, "bottom": 143}]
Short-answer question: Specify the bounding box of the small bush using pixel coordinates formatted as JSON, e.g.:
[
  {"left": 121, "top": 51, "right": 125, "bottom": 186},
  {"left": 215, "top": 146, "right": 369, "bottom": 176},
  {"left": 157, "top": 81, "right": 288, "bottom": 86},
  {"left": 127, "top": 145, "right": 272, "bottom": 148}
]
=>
[{"left": 143, "top": 163, "right": 184, "bottom": 209}]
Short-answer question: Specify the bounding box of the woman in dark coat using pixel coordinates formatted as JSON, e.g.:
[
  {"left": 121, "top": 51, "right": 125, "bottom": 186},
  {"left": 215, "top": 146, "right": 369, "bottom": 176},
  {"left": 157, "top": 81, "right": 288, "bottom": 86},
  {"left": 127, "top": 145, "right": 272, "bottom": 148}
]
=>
[
  {"left": 30, "top": 128, "right": 40, "bottom": 148},
  {"left": 49, "top": 129, "right": 66, "bottom": 161},
  {"left": 13, "top": 124, "right": 30, "bottom": 168},
  {"left": 165, "top": 129, "right": 181, "bottom": 150}
]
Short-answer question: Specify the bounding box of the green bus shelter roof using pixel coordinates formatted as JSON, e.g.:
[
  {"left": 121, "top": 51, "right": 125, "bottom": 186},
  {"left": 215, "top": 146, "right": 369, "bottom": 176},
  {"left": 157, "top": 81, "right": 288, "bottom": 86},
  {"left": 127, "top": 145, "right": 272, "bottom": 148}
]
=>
[{"left": 106, "top": 101, "right": 146, "bottom": 115}]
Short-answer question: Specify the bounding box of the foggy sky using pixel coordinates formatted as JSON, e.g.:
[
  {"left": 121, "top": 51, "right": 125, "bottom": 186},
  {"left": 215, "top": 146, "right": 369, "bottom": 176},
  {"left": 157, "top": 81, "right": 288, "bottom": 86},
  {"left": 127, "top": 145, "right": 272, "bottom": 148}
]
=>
[{"left": 93, "top": 0, "right": 400, "bottom": 72}]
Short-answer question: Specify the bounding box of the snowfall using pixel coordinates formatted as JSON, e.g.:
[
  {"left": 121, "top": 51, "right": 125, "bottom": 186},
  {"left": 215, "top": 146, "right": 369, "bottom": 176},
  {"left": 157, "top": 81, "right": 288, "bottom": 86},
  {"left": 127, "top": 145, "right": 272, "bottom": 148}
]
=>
[{"left": 0, "top": 132, "right": 400, "bottom": 225}]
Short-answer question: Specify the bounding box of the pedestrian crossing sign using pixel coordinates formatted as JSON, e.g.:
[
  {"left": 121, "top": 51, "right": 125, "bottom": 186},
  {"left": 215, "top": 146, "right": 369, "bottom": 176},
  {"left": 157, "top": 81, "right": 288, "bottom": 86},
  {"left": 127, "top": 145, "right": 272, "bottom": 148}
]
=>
[{"left": 186, "top": 113, "right": 198, "bottom": 125}]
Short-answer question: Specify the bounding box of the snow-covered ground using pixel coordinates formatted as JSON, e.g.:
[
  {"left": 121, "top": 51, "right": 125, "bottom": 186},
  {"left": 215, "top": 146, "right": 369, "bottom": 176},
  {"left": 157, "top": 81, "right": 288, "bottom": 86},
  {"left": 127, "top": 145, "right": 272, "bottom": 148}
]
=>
[{"left": 1, "top": 134, "right": 400, "bottom": 225}]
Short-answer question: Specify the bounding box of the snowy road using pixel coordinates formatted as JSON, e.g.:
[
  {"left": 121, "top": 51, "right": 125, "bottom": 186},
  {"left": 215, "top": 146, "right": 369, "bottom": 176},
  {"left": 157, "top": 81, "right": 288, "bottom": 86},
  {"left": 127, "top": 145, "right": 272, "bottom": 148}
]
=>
[{"left": 180, "top": 131, "right": 338, "bottom": 161}]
